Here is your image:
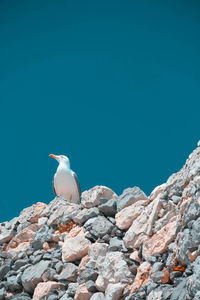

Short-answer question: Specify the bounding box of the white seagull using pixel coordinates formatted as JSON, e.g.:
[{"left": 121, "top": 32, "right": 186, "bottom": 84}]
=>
[{"left": 49, "top": 154, "right": 80, "bottom": 204}]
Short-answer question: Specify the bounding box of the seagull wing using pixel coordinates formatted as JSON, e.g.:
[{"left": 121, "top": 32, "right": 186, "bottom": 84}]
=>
[
  {"left": 52, "top": 177, "right": 57, "bottom": 196},
  {"left": 72, "top": 171, "right": 81, "bottom": 199}
]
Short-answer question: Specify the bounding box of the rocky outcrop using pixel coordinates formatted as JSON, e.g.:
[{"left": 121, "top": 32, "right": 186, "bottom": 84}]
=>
[{"left": 1, "top": 145, "right": 200, "bottom": 299}]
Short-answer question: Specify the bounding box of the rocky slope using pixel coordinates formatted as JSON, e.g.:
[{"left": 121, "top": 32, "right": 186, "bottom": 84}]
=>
[{"left": 1, "top": 145, "right": 200, "bottom": 299}]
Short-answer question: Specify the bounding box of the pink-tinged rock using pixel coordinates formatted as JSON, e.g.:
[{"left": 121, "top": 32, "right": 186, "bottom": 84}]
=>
[
  {"left": 18, "top": 202, "right": 47, "bottom": 223},
  {"left": 123, "top": 196, "right": 161, "bottom": 249},
  {"left": 130, "top": 250, "right": 140, "bottom": 263},
  {"left": 148, "top": 183, "right": 166, "bottom": 201},
  {"left": 115, "top": 200, "right": 147, "bottom": 230},
  {"left": 7, "top": 241, "right": 30, "bottom": 258},
  {"left": 154, "top": 200, "right": 176, "bottom": 232},
  {"left": 78, "top": 255, "right": 89, "bottom": 275},
  {"left": 33, "top": 281, "right": 61, "bottom": 300},
  {"left": 82, "top": 186, "right": 118, "bottom": 208},
  {"left": 43, "top": 242, "right": 50, "bottom": 250},
  {"left": 7, "top": 224, "right": 38, "bottom": 250},
  {"left": 47, "top": 203, "right": 80, "bottom": 226},
  {"left": 62, "top": 228, "right": 91, "bottom": 263},
  {"left": 105, "top": 283, "right": 125, "bottom": 300},
  {"left": 188, "top": 250, "right": 197, "bottom": 262},
  {"left": 130, "top": 262, "right": 152, "bottom": 293},
  {"left": 0, "top": 231, "right": 14, "bottom": 245},
  {"left": 74, "top": 283, "right": 92, "bottom": 300},
  {"left": 178, "top": 196, "right": 192, "bottom": 215},
  {"left": 143, "top": 221, "right": 176, "bottom": 257}
]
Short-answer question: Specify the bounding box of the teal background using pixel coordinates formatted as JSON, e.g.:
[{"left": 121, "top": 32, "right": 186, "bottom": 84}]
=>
[{"left": 0, "top": 0, "right": 200, "bottom": 222}]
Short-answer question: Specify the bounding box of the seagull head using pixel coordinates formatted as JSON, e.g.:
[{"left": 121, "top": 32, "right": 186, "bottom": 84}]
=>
[{"left": 49, "top": 154, "right": 70, "bottom": 168}]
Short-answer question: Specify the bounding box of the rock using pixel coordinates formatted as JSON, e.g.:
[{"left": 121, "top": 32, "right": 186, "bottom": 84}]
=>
[
  {"left": 89, "top": 216, "right": 114, "bottom": 238},
  {"left": 117, "top": 186, "right": 148, "bottom": 211},
  {"left": 58, "top": 263, "right": 78, "bottom": 282},
  {"left": 6, "top": 275, "right": 22, "bottom": 292},
  {"left": 86, "top": 242, "right": 108, "bottom": 270},
  {"left": 0, "top": 264, "right": 10, "bottom": 280},
  {"left": 72, "top": 208, "right": 99, "bottom": 224},
  {"left": 47, "top": 201, "right": 80, "bottom": 226},
  {"left": 0, "top": 230, "right": 14, "bottom": 245},
  {"left": 90, "top": 293, "right": 105, "bottom": 300},
  {"left": 13, "top": 259, "right": 28, "bottom": 271},
  {"left": 123, "top": 195, "right": 161, "bottom": 249},
  {"left": 18, "top": 202, "right": 47, "bottom": 223},
  {"left": 130, "top": 250, "right": 140, "bottom": 263},
  {"left": 170, "top": 278, "right": 188, "bottom": 300},
  {"left": 7, "top": 293, "right": 32, "bottom": 300},
  {"left": 130, "top": 262, "right": 152, "bottom": 293},
  {"left": 31, "top": 225, "right": 52, "bottom": 250},
  {"left": 78, "top": 268, "right": 98, "bottom": 283},
  {"left": 21, "top": 260, "right": 50, "bottom": 294},
  {"left": 74, "top": 283, "right": 92, "bottom": 300},
  {"left": 85, "top": 280, "right": 97, "bottom": 292},
  {"left": 0, "top": 287, "right": 6, "bottom": 300},
  {"left": 105, "top": 283, "right": 125, "bottom": 300},
  {"left": 115, "top": 200, "right": 147, "bottom": 230},
  {"left": 81, "top": 186, "right": 118, "bottom": 208},
  {"left": 152, "top": 262, "right": 164, "bottom": 273},
  {"left": 67, "top": 282, "right": 79, "bottom": 297},
  {"left": 98, "top": 199, "right": 117, "bottom": 217},
  {"left": 108, "top": 237, "right": 123, "bottom": 251},
  {"left": 96, "top": 252, "right": 132, "bottom": 291},
  {"left": 62, "top": 228, "right": 91, "bottom": 262},
  {"left": 32, "top": 281, "right": 61, "bottom": 300},
  {"left": 143, "top": 221, "right": 176, "bottom": 258}
]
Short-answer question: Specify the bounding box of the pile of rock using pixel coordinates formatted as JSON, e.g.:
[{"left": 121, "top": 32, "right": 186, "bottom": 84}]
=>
[{"left": 1, "top": 146, "right": 200, "bottom": 299}]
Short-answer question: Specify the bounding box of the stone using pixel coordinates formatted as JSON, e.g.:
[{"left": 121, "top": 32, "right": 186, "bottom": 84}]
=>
[
  {"left": 78, "top": 268, "right": 98, "bottom": 283},
  {"left": 72, "top": 208, "right": 99, "bottom": 224},
  {"left": 13, "top": 259, "right": 28, "bottom": 271},
  {"left": 143, "top": 221, "right": 176, "bottom": 257},
  {"left": 98, "top": 199, "right": 117, "bottom": 217},
  {"left": 170, "top": 278, "right": 188, "bottom": 300},
  {"left": 67, "top": 282, "right": 79, "bottom": 297},
  {"left": 130, "top": 262, "right": 152, "bottom": 293},
  {"left": 123, "top": 195, "right": 161, "bottom": 249},
  {"left": 105, "top": 283, "right": 125, "bottom": 300},
  {"left": 0, "top": 264, "right": 10, "bottom": 280},
  {"left": 0, "top": 287, "right": 6, "bottom": 300},
  {"left": 115, "top": 200, "right": 147, "bottom": 230},
  {"left": 108, "top": 237, "right": 123, "bottom": 251},
  {"left": 74, "top": 283, "right": 92, "bottom": 300},
  {"left": 89, "top": 216, "right": 114, "bottom": 238},
  {"left": 6, "top": 293, "right": 32, "bottom": 300},
  {"left": 151, "top": 271, "right": 165, "bottom": 283},
  {"left": 130, "top": 250, "right": 140, "bottom": 263},
  {"left": 58, "top": 263, "right": 78, "bottom": 282},
  {"left": 32, "top": 281, "right": 61, "bottom": 300},
  {"left": 90, "top": 293, "right": 105, "bottom": 300},
  {"left": 0, "top": 230, "right": 14, "bottom": 245},
  {"left": 47, "top": 202, "right": 80, "bottom": 226},
  {"left": 86, "top": 242, "right": 108, "bottom": 270},
  {"left": 18, "top": 202, "right": 47, "bottom": 223},
  {"left": 62, "top": 229, "right": 91, "bottom": 262},
  {"left": 6, "top": 275, "right": 22, "bottom": 292},
  {"left": 117, "top": 186, "right": 148, "bottom": 211},
  {"left": 152, "top": 262, "right": 163, "bottom": 273},
  {"left": 85, "top": 280, "right": 97, "bottom": 292},
  {"left": 96, "top": 252, "right": 132, "bottom": 291},
  {"left": 81, "top": 186, "right": 118, "bottom": 208},
  {"left": 21, "top": 260, "right": 50, "bottom": 293},
  {"left": 31, "top": 225, "right": 52, "bottom": 250}
]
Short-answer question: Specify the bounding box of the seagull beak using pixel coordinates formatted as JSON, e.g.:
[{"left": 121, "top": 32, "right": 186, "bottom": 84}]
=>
[{"left": 49, "top": 154, "right": 56, "bottom": 159}]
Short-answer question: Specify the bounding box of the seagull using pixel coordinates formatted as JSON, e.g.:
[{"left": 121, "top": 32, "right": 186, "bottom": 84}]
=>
[{"left": 49, "top": 154, "right": 80, "bottom": 204}]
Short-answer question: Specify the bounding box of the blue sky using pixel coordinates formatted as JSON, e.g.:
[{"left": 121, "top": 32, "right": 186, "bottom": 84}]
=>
[{"left": 0, "top": 0, "right": 200, "bottom": 222}]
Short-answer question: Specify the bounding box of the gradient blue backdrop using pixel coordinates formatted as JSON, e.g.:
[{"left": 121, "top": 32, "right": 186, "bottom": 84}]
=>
[{"left": 0, "top": 0, "right": 200, "bottom": 222}]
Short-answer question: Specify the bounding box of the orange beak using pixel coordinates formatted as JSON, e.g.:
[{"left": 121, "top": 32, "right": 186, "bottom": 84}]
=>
[{"left": 49, "top": 154, "right": 56, "bottom": 158}]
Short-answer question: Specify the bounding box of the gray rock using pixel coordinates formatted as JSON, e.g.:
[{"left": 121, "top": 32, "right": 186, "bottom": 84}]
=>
[
  {"left": 90, "top": 292, "right": 105, "bottom": 300},
  {"left": 108, "top": 237, "right": 123, "bottom": 251},
  {"left": 66, "top": 282, "right": 78, "bottom": 297},
  {"left": 146, "top": 282, "right": 158, "bottom": 294},
  {"left": 0, "top": 264, "right": 10, "bottom": 280},
  {"left": 151, "top": 271, "right": 164, "bottom": 283},
  {"left": 7, "top": 293, "right": 32, "bottom": 300},
  {"left": 6, "top": 275, "right": 22, "bottom": 292},
  {"left": 89, "top": 216, "right": 114, "bottom": 238},
  {"left": 72, "top": 207, "right": 99, "bottom": 224},
  {"left": 146, "top": 255, "right": 157, "bottom": 264},
  {"left": 0, "top": 230, "right": 14, "bottom": 245},
  {"left": 78, "top": 268, "right": 98, "bottom": 283},
  {"left": 31, "top": 225, "right": 52, "bottom": 250},
  {"left": 45, "top": 268, "right": 57, "bottom": 281},
  {"left": 55, "top": 261, "right": 64, "bottom": 273},
  {"left": 170, "top": 271, "right": 183, "bottom": 281},
  {"left": 0, "top": 287, "right": 6, "bottom": 300},
  {"left": 13, "top": 259, "right": 28, "bottom": 271},
  {"left": 105, "top": 283, "right": 125, "bottom": 300},
  {"left": 21, "top": 260, "right": 50, "bottom": 293},
  {"left": 194, "top": 292, "right": 200, "bottom": 300},
  {"left": 86, "top": 280, "right": 97, "bottom": 292},
  {"left": 170, "top": 278, "right": 189, "bottom": 300},
  {"left": 152, "top": 262, "right": 163, "bottom": 273},
  {"left": 99, "top": 199, "right": 117, "bottom": 217},
  {"left": 58, "top": 263, "right": 78, "bottom": 282},
  {"left": 117, "top": 186, "right": 148, "bottom": 211},
  {"left": 31, "top": 254, "right": 43, "bottom": 264},
  {"left": 171, "top": 195, "right": 181, "bottom": 204},
  {"left": 46, "top": 295, "right": 59, "bottom": 300}
]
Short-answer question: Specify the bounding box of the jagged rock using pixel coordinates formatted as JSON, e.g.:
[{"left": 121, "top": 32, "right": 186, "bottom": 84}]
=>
[
  {"left": 115, "top": 200, "right": 147, "bottom": 230},
  {"left": 0, "top": 287, "right": 6, "bottom": 300},
  {"left": 0, "top": 264, "right": 10, "bottom": 280},
  {"left": 0, "top": 230, "right": 14, "bottom": 245},
  {"left": 81, "top": 186, "right": 118, "bottom": 208},
  {"left": 58, "top": 263, "right": 78, "bottom": 282},
  {"left": 85, "top": 242, "right": 108, "bottom": 270},
  {"left": 108, "top": 237, "right": 123, "bottom": 251},
  {"left": 98, "top": 199, "right": 117, "bottom": 217},
  {"left": 88, "top": 216, "right": 114, "bottom": 238},
  {"left": 6, "top": 275, "right": 22, "bottom": 292},
  {"left": 130, "top": 262, "right": 152, "bottom": 293},
  {"left": 117, "top": 186, "right": 148, "bottom": 212},
  {"left": 21, "top": 260, "right": 50, "bottom": 293},
  {"left": 96, "top": 252, "right": 132, "bottom": 291},
  {"left": 123, "top": 195, "right": 161, "bottom": 249},
  {"left": 105, "top": 283, "right": 125, "bottom": 300},
  {"left": 90, "top": 293, "right": 105, "bottom": 300},
  {"left": 72, "top": 208, "right": 99, "bottom": 224},
  {"left": 31, "top": 225, "right": 52, "bottom": 250},
  {"left": 62, "top": 228, "right": 91, "bottom": 262},
  {"left": 7, "top": 293, "right": 32, "bottom": 300},
  {"left": 85, "top": 280, "right": 97, "bottom": 292},
  {"left": 32, "top": 281, "right": 61, "bottom": 300},
  {"left": 74, "top": 283, "right": 92, "bottom": 300},
  {"left": 18, "top": 202, "right": 47, "bottom": 224},
  {"left": 47, "top": 201, "right": 80, "bottom": 225}
]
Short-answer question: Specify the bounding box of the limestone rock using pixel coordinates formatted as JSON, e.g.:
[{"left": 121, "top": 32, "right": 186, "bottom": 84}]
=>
[
  {"left": 117, "top": 186, "right": 148, "bottom": 211},
  {"left": 62, "top": 229, "right": 91, "bottom": 262},
  {"left": 32, "top": 281, "right": 61, "bottom": 300},
  {"left": 74, "top": 283, "right": 92, "bottom": 300},
  {"left": 18, "top": 202, "right": 47, "bottom": 224},
  {"left": 81, "top": 186, "right": 118, "bottom": 208}
]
